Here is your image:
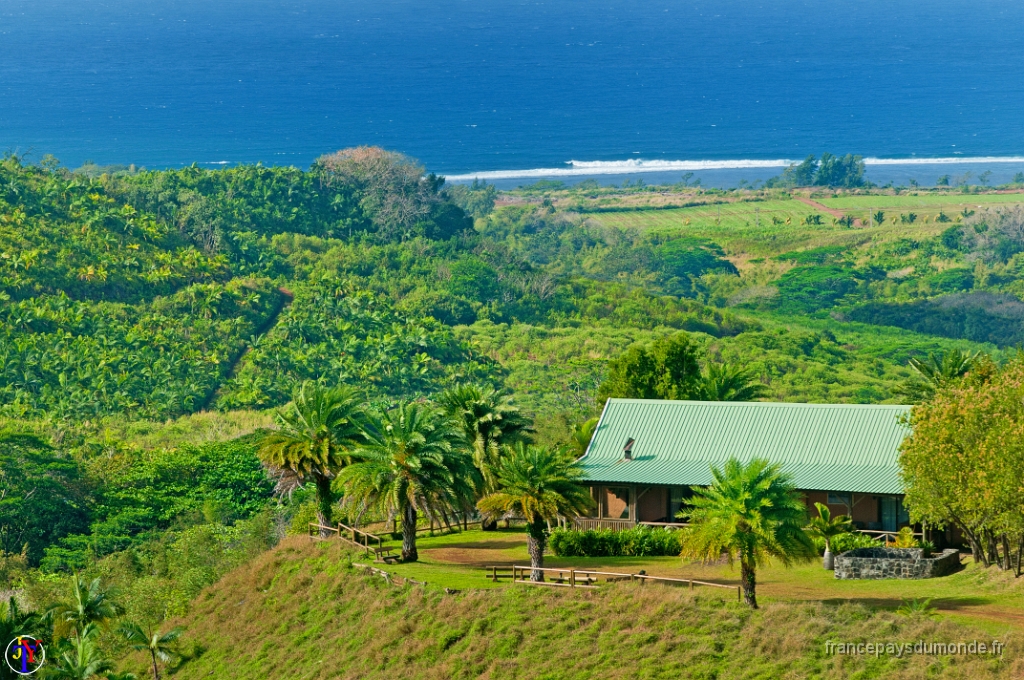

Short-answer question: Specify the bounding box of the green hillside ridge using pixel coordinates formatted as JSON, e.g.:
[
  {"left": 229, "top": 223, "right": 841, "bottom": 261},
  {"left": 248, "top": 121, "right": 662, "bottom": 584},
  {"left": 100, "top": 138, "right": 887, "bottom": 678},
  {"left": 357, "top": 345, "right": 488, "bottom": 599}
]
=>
[
  {"left": 6, "top": 153, "right": 1024, "bottom": 427},
  {"left": 143, "top": 537, "right": 1021, "bottom": 680}
]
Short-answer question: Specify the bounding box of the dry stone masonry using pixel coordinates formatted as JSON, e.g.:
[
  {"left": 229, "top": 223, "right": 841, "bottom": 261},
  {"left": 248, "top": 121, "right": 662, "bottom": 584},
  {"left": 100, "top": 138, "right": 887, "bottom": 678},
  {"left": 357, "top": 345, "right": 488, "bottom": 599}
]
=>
[{"left": 834, "top": 547, "right": 961, "bottom": 580}]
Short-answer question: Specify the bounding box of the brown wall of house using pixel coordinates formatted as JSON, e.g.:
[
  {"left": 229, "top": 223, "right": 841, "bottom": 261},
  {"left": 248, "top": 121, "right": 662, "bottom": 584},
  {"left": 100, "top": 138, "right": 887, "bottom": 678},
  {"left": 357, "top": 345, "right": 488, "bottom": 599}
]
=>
[
  {"left": 804, "top": 490, "right": 883, "bottom": 526},
  {"left": 637, "top": 486, "right": 668, "bottom": 522}
]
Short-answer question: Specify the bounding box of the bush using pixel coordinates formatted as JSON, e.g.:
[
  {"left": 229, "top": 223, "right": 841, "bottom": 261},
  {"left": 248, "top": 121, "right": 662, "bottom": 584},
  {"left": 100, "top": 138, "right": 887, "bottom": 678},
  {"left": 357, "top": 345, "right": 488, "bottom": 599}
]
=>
[
  {"left": 814, "top": 531, "right": 884, "bottom": 555},
  {"left": 548, "top": 526, "right": 682, "bottom": 557}
]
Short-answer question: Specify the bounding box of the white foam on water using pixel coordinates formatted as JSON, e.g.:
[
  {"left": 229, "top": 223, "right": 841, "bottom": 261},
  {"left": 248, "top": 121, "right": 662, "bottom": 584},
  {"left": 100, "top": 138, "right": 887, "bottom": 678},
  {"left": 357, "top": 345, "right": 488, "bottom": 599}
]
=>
[{"left": 445, "top": 156, "right": 1024, "bottom": 181}]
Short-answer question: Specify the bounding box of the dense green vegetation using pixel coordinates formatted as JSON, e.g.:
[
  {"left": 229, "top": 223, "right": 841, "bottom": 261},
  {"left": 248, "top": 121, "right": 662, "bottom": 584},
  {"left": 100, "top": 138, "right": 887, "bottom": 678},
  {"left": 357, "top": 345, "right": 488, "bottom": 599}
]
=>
[{"left": 4, "top": 148, "right": 1024, "bottom": 675}]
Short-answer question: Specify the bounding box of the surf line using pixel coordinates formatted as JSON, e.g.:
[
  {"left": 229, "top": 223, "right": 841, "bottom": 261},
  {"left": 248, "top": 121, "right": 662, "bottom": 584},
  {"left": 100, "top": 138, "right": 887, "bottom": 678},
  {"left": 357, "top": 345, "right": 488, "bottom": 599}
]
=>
[{"left": 446, "top": 156, "right": 1024, "bottom": 181}]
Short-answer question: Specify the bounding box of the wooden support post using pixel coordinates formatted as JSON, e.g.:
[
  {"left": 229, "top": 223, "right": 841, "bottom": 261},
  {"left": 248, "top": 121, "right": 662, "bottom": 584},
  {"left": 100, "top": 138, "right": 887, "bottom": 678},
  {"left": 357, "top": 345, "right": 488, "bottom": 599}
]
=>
[
  {"left": 737, "top": 587, "right": 741, "bottom": 603},
  {"left": 570, "top": 569, "right": 576, "bottom": 588},
  {"left": 689, "top": 580, "right": 694, "bottom": 591}
]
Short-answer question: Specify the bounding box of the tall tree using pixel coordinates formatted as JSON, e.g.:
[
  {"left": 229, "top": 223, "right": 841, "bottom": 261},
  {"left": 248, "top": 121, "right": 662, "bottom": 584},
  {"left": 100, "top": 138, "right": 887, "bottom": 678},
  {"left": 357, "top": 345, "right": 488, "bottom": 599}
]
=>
[
  {"left": 477, "top": 443, "right": 593, "bottom": 581},
  {"left": 679, "top": 458, "right": 815, "bottom": 608},
  {"left": 340, "top": 402, "right": 476, "bottom": 562},
  {"left": 597, "top": 332, "right": 702, "bottom": 405},
  {"left": 259, "top": 383, "right": 366, "bottom": 536},
  {"left": 47, "top": 624, "right": 113, "bottom": 680},
  {"left": 119, "top": 622, "right": 183, "bottom": 680},
  {"left": 697, "top": 364, "right": 767, "bottom": 402},
  {"left": 0, "top": 433, "right": 89, "bottom": 566},
  {"left": 900, "top": 358, "right": 1024, "bottom": 570},
  {"left": 567, "top": 417, "right": 599, "bottom": 458},
  {"left": 437, "top": 384, "right": 533, "bottom": 492},
  {"left": 48, "top": 575, "right": 122, "bottom": 641},
  {"left": 897, "top": 349, "right": 984, "bottom": 402}
]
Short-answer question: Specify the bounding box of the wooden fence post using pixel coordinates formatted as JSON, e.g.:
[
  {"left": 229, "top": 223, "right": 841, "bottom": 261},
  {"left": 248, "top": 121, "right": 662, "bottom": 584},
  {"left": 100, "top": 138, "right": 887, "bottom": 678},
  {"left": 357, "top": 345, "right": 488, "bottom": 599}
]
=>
[
  {"left": 689, "top": 579, "right": 693, "bottom": 591},
  {"left": 570, "top": 569, "right": 576, "bottom": 588}
]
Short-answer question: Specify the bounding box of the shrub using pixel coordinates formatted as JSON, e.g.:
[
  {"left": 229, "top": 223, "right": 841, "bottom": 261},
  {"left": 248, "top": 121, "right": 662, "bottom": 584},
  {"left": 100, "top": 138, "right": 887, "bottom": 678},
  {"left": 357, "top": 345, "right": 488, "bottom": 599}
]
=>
[
  {"left": 818, "top": 531, "right": 884, "bottom": 555},
  {"left": 548, "top": 526, "right": 682, "bottom": 557}
]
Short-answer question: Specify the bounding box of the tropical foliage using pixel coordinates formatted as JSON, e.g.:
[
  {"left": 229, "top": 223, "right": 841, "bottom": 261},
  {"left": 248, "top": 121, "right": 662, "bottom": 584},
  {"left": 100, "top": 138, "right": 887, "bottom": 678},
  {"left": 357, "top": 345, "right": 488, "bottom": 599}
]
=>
[
  {"left": 477, "top": 443, "right": 592, "bottom": 581},
  {"left": 258, "top": 383, "right": 366, "bottom": 533},
  {"left": 548, "top": 526, "right": 682, "bottom": 557},
  {"left": 679, "top": 458, "right": 815, "bottom": 608},
  {"left": 340, "top": 402, "right": 477, "bottom": 561},
  {"left": 900, "top": 356, "right": 1024, "bottom": 573}
]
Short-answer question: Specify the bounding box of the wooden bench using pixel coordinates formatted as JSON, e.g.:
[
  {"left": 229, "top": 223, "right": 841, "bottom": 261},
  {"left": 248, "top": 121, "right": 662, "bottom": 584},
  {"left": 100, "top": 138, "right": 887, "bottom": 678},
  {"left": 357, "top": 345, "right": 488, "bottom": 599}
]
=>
[{"left": 373, "top": 546, "right": 399, "bottom": 564}]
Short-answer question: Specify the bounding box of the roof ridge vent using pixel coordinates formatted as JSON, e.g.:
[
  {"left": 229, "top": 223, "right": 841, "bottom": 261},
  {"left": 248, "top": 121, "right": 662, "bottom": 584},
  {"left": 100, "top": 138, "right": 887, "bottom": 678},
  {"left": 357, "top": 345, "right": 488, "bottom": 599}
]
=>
[{"left": 623, "top": 437, "right": 635, "bottom": 461}]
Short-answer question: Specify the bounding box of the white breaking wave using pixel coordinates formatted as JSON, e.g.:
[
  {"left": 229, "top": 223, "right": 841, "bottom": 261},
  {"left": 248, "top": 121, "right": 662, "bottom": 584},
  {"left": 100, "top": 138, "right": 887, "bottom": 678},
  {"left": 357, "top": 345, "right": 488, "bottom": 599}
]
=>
[{"left": 445, "top": 156, "right": 1024, "bottom": 181}]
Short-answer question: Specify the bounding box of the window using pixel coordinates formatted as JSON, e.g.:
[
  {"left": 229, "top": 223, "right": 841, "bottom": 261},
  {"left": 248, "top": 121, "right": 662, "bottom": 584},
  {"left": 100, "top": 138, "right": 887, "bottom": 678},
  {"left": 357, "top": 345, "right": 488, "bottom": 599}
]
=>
[
  {"left": 602, "top": 486, "right": 631, "bottom": 520},
  {"left": 827, "top": 492, "right": 851, "bottom": 507}
]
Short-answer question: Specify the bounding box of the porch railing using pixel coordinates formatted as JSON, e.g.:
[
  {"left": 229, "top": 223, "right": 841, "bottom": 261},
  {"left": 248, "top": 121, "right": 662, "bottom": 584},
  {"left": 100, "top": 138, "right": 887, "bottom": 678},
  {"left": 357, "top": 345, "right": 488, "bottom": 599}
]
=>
[{"left": 572, "top": 518, "right": 689, "bottom": 531}]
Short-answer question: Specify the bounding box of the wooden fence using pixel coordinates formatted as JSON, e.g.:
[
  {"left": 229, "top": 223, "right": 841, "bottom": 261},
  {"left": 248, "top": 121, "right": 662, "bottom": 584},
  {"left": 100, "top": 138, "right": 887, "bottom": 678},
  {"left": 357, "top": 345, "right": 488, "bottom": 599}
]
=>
[
  {"left": 308, "top": 522, "right": 384, "bottom": 554},
  {"left": 484, "top": 565, "right": 741, "bottom": 601}
]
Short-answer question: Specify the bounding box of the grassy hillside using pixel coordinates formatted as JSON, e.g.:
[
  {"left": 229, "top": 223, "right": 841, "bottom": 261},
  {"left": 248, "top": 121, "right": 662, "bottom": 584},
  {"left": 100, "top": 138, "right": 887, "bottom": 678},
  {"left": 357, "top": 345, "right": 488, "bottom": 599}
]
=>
[{"left": 153, "top": 537, "right": 1021, "bottom": 680}]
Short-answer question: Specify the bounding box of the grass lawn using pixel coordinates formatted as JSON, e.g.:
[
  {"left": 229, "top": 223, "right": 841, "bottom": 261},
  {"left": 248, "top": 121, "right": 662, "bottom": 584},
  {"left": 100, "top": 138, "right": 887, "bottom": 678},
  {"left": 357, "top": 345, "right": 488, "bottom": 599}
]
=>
[{"left": 370, "top": 528, "right": 1024, "bottom": 635}]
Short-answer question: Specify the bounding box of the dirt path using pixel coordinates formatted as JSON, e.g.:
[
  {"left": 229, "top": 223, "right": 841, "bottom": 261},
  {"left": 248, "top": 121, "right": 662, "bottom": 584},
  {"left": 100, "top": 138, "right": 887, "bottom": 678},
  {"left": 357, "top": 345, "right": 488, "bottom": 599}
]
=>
[
  {"left": 792, "top": 195, "right": 865, "bottom": 227},
  {"left": 193, "top": 286, "right": 294, "bottom": 413}
]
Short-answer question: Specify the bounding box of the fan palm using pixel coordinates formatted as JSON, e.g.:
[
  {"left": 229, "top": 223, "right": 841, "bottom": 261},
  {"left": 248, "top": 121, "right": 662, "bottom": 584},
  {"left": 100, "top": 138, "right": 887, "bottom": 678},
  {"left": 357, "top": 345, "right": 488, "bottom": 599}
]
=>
[
  {"left": 48, "top": 575, "right": 122, "bottom": 640},
  {"left": 895, "top": 349, "right": 981, "bottom": 402},
  {"left": 119, "top": 622, "right": 183, "bottom": 680},
  {"left": 437, "top": 384, "right": 533, "bottom": 491},
  {"left": 259, "top": 382, "right": 367, "bottom": 536},
  {"left": 48, "top": 624, "right": 113, "bottom": 680},
  {"left": 339, "top": 402, "right": 477, "bottom": 562},
  {"left": 679, "top": 458, "right": 815, "bottom": 608},
  {"left": 567, "top": 417, "right": 599, "bottom": 458},
  {"left": 698, "top": 364, "right": 767, "bottom": 402},
  {"left": 807, "top": 502, "right": 853, "bottom": 569},
  {"left": 477, "top": 443, "right": 593, "bottom": 581}
]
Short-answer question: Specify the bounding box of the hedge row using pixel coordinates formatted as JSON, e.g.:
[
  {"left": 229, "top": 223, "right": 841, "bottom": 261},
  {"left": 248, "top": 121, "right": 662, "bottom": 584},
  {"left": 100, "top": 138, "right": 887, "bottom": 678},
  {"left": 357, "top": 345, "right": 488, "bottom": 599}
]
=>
[{"left": 548, "top": 526, "right": 682, "bottom": 557}]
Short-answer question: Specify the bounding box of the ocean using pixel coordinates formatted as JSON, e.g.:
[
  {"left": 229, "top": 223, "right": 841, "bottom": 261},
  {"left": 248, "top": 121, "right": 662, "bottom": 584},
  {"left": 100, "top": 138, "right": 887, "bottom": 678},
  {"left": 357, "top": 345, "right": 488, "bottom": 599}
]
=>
[{"left": 2, "top": 0, "right": 1024, "bottom": 186}]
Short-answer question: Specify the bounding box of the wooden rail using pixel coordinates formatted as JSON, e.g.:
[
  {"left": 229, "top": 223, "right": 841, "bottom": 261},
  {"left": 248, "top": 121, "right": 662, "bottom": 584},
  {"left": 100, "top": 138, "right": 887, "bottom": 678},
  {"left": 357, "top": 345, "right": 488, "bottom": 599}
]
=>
[
  {"left": 337, "top": 522, "right": 384, "bottom": 550},
  {"left": 487, "top": 565, "right": 741, "bottom": 601},
  {"left": 572, "top": 518, "right": 690, "bottom": 531},
  {"left": 308, "top": 523, "right": 377, "bottom": 553}
]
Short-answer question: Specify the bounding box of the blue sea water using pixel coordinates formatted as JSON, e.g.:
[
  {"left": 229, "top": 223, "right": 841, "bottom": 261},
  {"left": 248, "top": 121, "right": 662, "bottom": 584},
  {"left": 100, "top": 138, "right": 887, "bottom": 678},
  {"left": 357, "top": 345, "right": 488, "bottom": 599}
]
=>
[{"left": 2, "top": 0, "right": 1024, "bottom": 182}]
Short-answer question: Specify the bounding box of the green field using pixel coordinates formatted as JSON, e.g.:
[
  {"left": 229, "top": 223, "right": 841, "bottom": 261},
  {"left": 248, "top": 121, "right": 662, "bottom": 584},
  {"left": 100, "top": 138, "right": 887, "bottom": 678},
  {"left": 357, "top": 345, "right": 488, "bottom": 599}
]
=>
[{"left": 818, "top": 192, "right": 1024, "bottom": 210}]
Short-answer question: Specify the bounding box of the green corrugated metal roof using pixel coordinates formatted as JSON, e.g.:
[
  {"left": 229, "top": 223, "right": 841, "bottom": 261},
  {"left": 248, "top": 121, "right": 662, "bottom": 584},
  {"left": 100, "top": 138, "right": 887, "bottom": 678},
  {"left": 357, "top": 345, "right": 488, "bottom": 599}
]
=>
[{"left": 581, "top": 399, "right": 911, "bottom": 494}]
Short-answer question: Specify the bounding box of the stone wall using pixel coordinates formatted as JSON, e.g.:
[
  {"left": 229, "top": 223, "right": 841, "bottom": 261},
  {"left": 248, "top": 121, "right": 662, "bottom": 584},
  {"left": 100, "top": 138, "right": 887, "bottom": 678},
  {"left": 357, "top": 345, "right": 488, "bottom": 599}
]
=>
[{"left": 834, "top": 548, "right": 961, "bottom": 580}]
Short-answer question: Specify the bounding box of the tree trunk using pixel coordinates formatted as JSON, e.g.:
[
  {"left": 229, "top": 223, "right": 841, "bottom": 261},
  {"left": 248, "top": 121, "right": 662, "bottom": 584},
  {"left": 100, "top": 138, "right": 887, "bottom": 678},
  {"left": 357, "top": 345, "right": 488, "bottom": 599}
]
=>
[
  {"left": 740, "top": 558, "right": 758, "bottom": 609},
  {"left": 314, "top": 474, "right": 334, "bottom": 538},
  {"left": 986, "top": 531, "right": 999, "bottom": 567},
  {"left": 527, "top": 520, "right": 546, "bottom": 582},
  {"left": 1002, "top": 534, "right": 1012, "bottom": 571},
  {"left": 151, "top": 649, "right": 160, "bottom": 680},
  {"left": 1016, "top": 536, "right": 1023, "bottom": 578},
  {"left": 401, "top": 503, "right": 418, "bottom": 562}
]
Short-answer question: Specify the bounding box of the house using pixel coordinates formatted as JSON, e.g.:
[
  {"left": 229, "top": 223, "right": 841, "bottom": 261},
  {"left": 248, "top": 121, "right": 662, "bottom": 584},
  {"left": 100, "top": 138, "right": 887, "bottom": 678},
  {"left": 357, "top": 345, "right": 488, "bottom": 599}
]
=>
[{"left": 577, "top": 399, "right": 913, "bottom": 538}]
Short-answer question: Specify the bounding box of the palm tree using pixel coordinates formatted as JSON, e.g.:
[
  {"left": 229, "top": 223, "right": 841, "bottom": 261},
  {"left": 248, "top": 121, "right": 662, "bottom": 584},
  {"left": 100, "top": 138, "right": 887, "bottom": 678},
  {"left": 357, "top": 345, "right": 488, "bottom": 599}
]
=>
[
  {"left": 339, "top": 402, "right": 476, "bottom": 562},
  {"left": 0, "top": 595, "right": 41, "bottom": 648},
  {"left": 119, "top": 622, "right": 183, "bottom": 680},
  {"left": 698, "top": 364, "right": 767, "bottom": 401},
  {"left": 477, "top": 443, "right": 593, "bottom": 582},
  {"left": 895, "top": 349, "right": 981, "bottom": 402},
  {"left": 49, "top": 575, "right": 122, "bottom": 640},
  {"left": 48, "top": 624, "right": 113, "bottom": 680},
  {"left": 259, "top": 382, "right": 367, "bottom": 536},
  {"left": 679, "top": 458, "right": 815, "bottom": 608},
  {"left": 807, "top": 502, "right": 853, "bottom": 570},
  {"left": 437, "top": 384, "right": 533, "bottom": 491},
  {"left": 567, "top": 417, "right": 599, "bottom": 458}
]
